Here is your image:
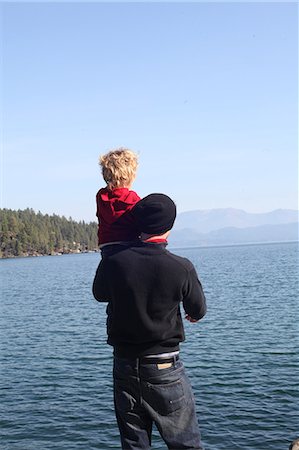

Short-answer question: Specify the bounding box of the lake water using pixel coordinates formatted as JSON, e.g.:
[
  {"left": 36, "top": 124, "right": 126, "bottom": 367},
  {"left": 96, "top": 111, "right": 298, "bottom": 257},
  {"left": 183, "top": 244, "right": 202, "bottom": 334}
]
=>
[{"left": 0, "top": 242, "right": 298, "bottom": 450}]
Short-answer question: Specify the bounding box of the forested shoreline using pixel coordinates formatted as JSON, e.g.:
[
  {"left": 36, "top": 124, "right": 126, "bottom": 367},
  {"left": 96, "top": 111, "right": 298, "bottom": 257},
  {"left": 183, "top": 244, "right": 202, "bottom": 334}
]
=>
[{"left": 0, "top": 208, "right": 98, "bottom": 258}]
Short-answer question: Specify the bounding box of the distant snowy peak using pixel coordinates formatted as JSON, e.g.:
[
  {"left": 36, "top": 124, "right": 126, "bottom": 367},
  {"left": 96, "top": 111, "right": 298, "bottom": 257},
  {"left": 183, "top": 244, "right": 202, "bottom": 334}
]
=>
[{"left": 174, "top": 208, "right": 299, "bottom": 234}]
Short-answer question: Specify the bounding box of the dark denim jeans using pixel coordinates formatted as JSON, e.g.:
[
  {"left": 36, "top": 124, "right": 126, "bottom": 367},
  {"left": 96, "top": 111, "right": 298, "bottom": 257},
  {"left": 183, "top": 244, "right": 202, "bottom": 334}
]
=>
[{"left": 113, "top": 356, "right": 204, "bottom": 450}]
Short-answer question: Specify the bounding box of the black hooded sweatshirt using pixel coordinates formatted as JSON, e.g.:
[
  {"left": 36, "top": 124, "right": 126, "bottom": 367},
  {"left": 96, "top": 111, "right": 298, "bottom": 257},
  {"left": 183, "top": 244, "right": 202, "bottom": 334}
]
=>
[{"left": 92, "top": 241, "right": 207, "bottom": 358}]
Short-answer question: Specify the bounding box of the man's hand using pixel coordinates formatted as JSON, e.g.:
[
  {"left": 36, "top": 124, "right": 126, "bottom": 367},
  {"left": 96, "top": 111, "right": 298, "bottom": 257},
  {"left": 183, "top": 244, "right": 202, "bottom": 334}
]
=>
[{"left": 185, "top": 314, "right": 199, "bottom": 323}]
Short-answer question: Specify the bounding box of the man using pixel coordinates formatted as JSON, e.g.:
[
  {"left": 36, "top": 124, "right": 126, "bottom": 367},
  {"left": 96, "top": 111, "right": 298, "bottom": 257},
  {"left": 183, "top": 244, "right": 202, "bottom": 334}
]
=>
[{"left": 92, "top": 194, "right": 207, "bottom": 450}]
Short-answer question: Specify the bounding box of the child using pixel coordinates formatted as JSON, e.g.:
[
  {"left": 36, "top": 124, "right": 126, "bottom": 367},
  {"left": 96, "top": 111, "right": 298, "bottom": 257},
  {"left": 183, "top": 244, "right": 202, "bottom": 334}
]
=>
[{"left": 96, "top": 148, "right": 141, "bottom": 247}]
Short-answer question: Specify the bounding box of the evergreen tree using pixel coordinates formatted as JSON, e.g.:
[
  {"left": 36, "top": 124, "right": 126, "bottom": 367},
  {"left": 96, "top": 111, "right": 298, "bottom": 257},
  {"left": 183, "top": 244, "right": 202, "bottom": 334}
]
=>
[{"left": 0, "top": 208, "right": 98, "bottom": 258}]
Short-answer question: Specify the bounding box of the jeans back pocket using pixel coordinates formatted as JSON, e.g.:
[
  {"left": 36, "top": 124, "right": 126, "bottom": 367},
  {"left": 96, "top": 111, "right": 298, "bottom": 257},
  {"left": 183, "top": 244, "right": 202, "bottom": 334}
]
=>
[{"left": 143, "top": 378, "right": 186, "bottom": 415}]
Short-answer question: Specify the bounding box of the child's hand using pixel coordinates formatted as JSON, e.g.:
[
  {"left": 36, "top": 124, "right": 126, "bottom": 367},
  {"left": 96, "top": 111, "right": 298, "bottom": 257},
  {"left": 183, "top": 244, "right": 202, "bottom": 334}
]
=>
[{"left": 185, "top": 314, "right": 199, "bottom": 323}]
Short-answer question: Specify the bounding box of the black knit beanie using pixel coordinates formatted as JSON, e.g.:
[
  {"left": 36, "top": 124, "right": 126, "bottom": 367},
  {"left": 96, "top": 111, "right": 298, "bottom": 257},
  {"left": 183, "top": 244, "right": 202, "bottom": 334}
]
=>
[{"left": 131, "top": 193, "right": 177, "bottom": 235}]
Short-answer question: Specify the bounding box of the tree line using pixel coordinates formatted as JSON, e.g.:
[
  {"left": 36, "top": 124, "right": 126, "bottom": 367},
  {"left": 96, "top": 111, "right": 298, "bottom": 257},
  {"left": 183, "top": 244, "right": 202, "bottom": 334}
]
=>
[{"left": 0, "top": 208, "right": 98, "bottom": 258}]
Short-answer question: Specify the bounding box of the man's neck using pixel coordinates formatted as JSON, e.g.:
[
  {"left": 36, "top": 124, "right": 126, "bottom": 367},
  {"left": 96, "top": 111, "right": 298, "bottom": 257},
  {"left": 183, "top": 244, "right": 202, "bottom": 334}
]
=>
[
  {"left": 140, "top": 231, "right": 170, "bottom": 243},
  {"left": 142, "top": 236, "right": 168, "bottom": 244}
]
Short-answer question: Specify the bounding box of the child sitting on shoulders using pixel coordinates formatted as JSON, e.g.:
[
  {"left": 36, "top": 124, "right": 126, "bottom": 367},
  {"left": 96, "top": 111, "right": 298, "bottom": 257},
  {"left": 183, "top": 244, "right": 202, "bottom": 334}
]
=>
[{"left": 96, "top": 148, "right": 141, "bottom": 248}]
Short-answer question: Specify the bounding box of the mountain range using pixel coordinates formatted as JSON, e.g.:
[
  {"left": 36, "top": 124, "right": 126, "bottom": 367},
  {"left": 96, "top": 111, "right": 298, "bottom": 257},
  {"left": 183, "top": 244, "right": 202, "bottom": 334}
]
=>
[{"left": 169, "top": 208, "right": 298, "bottom": 247}]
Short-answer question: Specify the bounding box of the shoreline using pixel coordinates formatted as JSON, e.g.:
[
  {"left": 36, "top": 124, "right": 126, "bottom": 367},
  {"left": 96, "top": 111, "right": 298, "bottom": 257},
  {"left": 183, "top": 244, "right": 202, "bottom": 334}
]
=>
[
  {"left": 0, "top": 249, "right": 100, "bottom": 260},
  {"left": 1, "top": 240, "right": 298, "bottom": 260}
]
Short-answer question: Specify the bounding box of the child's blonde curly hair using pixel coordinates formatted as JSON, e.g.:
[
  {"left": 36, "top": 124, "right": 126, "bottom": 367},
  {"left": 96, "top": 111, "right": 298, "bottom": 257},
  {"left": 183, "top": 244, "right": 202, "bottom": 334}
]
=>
[{"left": 99, "top": 148, "right": 138, "bottom": 190}]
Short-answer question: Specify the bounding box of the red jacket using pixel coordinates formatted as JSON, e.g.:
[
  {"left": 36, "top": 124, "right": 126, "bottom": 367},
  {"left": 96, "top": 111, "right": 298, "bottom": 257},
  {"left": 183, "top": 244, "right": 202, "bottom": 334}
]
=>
[{"left": 96, "top": 187, "right": 141, "bottom": 245}]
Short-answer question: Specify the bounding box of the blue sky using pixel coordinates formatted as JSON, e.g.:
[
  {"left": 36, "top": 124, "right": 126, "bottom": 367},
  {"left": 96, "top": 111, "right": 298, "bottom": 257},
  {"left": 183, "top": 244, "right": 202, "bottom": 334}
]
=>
[{"left": 1, "top": 2, "right": 298, "bottom": 222}]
